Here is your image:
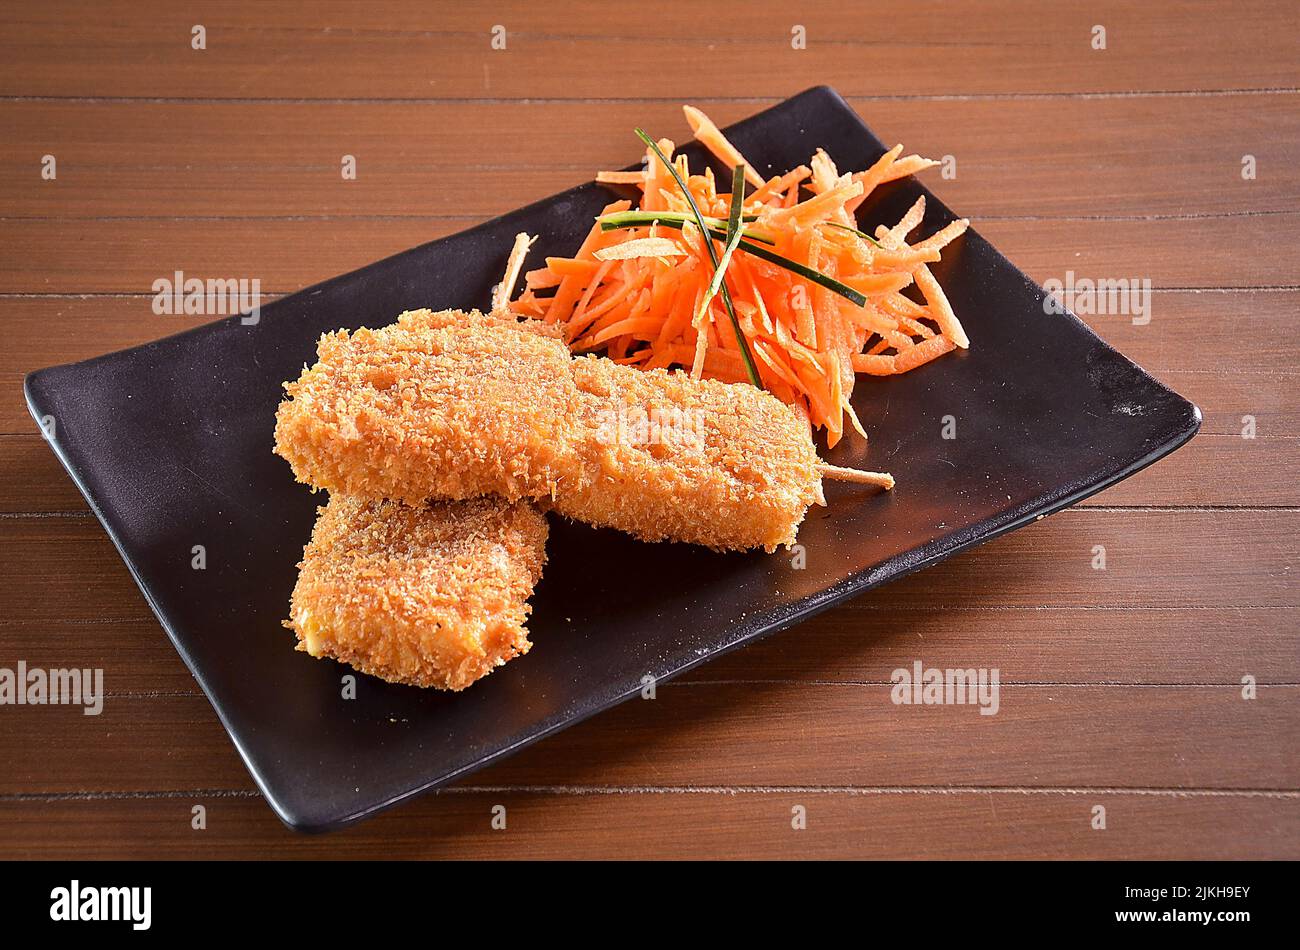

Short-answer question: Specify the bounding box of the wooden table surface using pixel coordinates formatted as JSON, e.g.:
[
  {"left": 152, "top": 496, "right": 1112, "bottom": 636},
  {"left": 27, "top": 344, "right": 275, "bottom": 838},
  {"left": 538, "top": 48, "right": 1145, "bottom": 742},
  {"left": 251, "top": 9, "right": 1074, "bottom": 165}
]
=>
[{"left": 1, "top": 1, "right": 1296, "bottom": 859}]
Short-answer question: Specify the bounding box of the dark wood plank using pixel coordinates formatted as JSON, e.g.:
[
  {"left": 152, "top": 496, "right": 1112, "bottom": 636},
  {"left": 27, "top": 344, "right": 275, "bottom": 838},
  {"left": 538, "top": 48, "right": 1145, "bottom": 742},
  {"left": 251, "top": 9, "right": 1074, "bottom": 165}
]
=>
[
  {"left": 0, "top": 436, "right": 83, "bottom": 510},
  {"left": 1091, "top": 434, "right": 1298, "bottom": 507},
  {"left": 0, "top": 619, "right": 197, "bottom": 694},
  {"left": 3, "top": 604, "right": 1293, "bottom": 699},
  {"left": 3, "top": 511, "right": 1291, "bottom": 625},
  {"left": 1157, "top": 369, "right": 1296, "bottom": 436},
  {"left": 2, "top": 95, "right": 1296, "bottom": 218},
  {"left": 1, "top": 213, "right": 1292, "bottom": 295},
  {"left": 1, "top": 684, "right": 1294, "bottom": 795},
  {"left": 1, "top": 790, "right": 1294, "bottom": 859},
  {"left": 676, "top": 605, "right": 1300, "bottom": 685},
  {"left": 3, "top": 290, "right": 1291, "bottom": 425},
  {"left": 1, "top": 1, "right": 1294, "bottom": 99}
]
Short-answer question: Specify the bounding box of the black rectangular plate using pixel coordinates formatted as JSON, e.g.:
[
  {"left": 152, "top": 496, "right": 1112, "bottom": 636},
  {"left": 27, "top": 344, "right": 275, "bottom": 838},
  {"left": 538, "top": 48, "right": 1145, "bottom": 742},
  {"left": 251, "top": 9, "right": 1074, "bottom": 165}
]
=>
[{"left": 25, "top": 87, "right": 1199, "bottom": 832}]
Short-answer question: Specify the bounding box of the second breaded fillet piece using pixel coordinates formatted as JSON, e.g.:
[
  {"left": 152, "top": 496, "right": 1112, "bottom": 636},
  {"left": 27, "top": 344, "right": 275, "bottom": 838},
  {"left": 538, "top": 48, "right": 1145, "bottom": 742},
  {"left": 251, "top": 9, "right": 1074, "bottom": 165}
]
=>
[
  {"left": 274, "top": 309, "right": 822, "bottom": 552},
  {"left": 286, "top": 494, "right": 548, "bottom": 690}
]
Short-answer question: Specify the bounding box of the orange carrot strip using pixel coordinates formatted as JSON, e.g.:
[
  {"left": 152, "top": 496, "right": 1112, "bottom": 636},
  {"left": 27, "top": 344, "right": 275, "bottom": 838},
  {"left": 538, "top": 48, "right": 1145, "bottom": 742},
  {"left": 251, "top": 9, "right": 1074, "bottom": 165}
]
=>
[
  {"left": 640, "top": 138, "right": 676, "bottom": 214},
  {"left": 543, "top": 200, "right": 630, "bottom": 323},
  {"left": 878, "top": 155, "right": 940, "bottom": 183},
  {"left": 793, "top": 356, "right": 836, "bottom": 431},
  {"left": 682, "top": 105, "right": 765, "bottom": 188},
  {"left": 807, "top": 148, "right": 841, "bottom": 194},
  {"left": 883, "top": 329, "right": 916, "bottom": 350},
  {"left": 594, "top": 237, "right": 687, "bottom": 262},
  {"left": 887, "top": 196, "right": 927, "bottom": 242},
  {"left": 611, "top": 349, "right": 652, "bottom": 365},
  {"left": 911, "top": 218, "right": 970, "bottom": 255},
  {"left": 894, "top": 334, "right": 956, "bottom": 373},
  {"left": 767, "top": 180, "right": 863, "bottom": 229},
  {"left": 871, "top": 245, "right": 943, "bottom": 269},
  {"left": 753, "top": 338, "right": 802, "bottom": 389},
  {"left": 545, "top": 257, "right": 602, "bottom": 278},
  {"left": 896, "top": 314, "right": 936, "bottom": 339},
  {"left": 655, "top": 270, "right": 700, "bottom": 346},
  {"left": 913, "top": 264, "right": 969, "bottom": 349},
  {"left": 851, "top": 352, "right": 898, "bottom": 375},
  {"left": 563, "top": 259, "right": 617, "bottom": 337},
  {"left": 582, "top": 283, "right": 650, "bottom": 339},
  {"left": 844, "top": 144, "right": 903, "bottom": 214},
  {"left": 511, "top": 293, "right": 546, "bottom": 317},
  {"left": 878, "top": 292, "right": 929, "bottom": 319},
  {"left": 663, "top": 344, "right": 748, "bottom": 383},
  {"left": 749, "top": 165, "right": 811, "bottom": 205},
  {"left": 869, "top": 222, "right": 969, "bottom": 351},
  {"left": 643, "top": 347, "right": 675, "bottom": 371},
  {"left": 647, "top": 263, "right": 679, "bottom": 319},
  {"left": 842, "top": 300, "right": 899, "bottom": 335},
  {"left": 840, "top": 272, "right": 915, "bottom": 295},
  {"left": 691, "top": 323, "right": 710, "bottom": 378},
  {"left": 792, "top": 293, "right": 817, "bottom": 347},
  {"left": 590, "top": 315, "right": 664, "bottom": 347},
  {"left": 596, "top": 170, "right": 649, "bottom": 185},
  {"left": 524, "top": 267, "right": 562, "bottom": 289},
  {"left": 736, "top": 258, "right": 776, "bottom": 335}
]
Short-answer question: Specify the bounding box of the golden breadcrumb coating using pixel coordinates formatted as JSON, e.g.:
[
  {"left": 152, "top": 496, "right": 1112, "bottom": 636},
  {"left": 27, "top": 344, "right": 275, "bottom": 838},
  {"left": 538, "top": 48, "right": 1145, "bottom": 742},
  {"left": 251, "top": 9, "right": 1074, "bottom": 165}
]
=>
[
  {"left": 285, "top": 494, "right": 548, "bottom": 690},
  {"left": 274, "top": 309, "right": 822, "bottom": 551}
]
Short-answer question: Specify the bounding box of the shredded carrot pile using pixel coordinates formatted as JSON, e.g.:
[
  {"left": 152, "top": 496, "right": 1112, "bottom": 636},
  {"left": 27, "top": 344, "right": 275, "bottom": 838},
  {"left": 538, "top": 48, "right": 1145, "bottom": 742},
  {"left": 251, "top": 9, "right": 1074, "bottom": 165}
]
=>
[{"left": 509, "top": 105, "right": 970, "bottom": 447}]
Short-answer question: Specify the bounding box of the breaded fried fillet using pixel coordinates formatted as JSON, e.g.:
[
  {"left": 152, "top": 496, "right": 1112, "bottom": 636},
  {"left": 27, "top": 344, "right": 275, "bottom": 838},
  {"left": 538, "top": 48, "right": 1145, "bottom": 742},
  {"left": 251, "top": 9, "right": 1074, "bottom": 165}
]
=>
[
  {"left": 286, "top": 494, "right": 548, "bottom": 690},
  {"left": 274, "top": 309, "right": 822, "bottom": 552}
]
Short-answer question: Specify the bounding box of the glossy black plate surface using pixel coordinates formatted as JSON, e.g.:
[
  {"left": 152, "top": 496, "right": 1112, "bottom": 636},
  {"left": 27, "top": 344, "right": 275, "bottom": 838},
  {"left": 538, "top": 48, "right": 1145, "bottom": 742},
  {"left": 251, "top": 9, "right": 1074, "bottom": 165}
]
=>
[{"left": 25, "top": 87, "right": 1199, "bottom": 831}]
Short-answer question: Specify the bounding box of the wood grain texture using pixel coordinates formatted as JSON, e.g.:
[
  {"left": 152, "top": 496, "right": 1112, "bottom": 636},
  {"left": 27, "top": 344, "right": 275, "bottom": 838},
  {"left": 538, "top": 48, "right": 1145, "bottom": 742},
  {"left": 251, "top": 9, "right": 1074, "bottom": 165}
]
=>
[
  {"left": 5, "top": 290, "right": 1295, "bottom": 398},
  {"left": 1, "top": 605, "right": 1294, "bottom": 697},
  {"left": 0, "top": 0, "right": 1296, "bottom": 859},
  {"left": 2, "top": 685, "right": 1295, "bottom": 795},
  {"left": 2, "top": 96, "right": 1296, "bottom": 218},
  {"left": 2, "top": 1, "right": 1296, "bottom": 99},
  {"left": 2, "top": 791, "right": 1294, "bottom": 860},
  {"left": 2, "top": 213, "right": 1294, "bottom": 295},
  {"left": 1, "top": 510, "right": 1295, "bottom": 623}
]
